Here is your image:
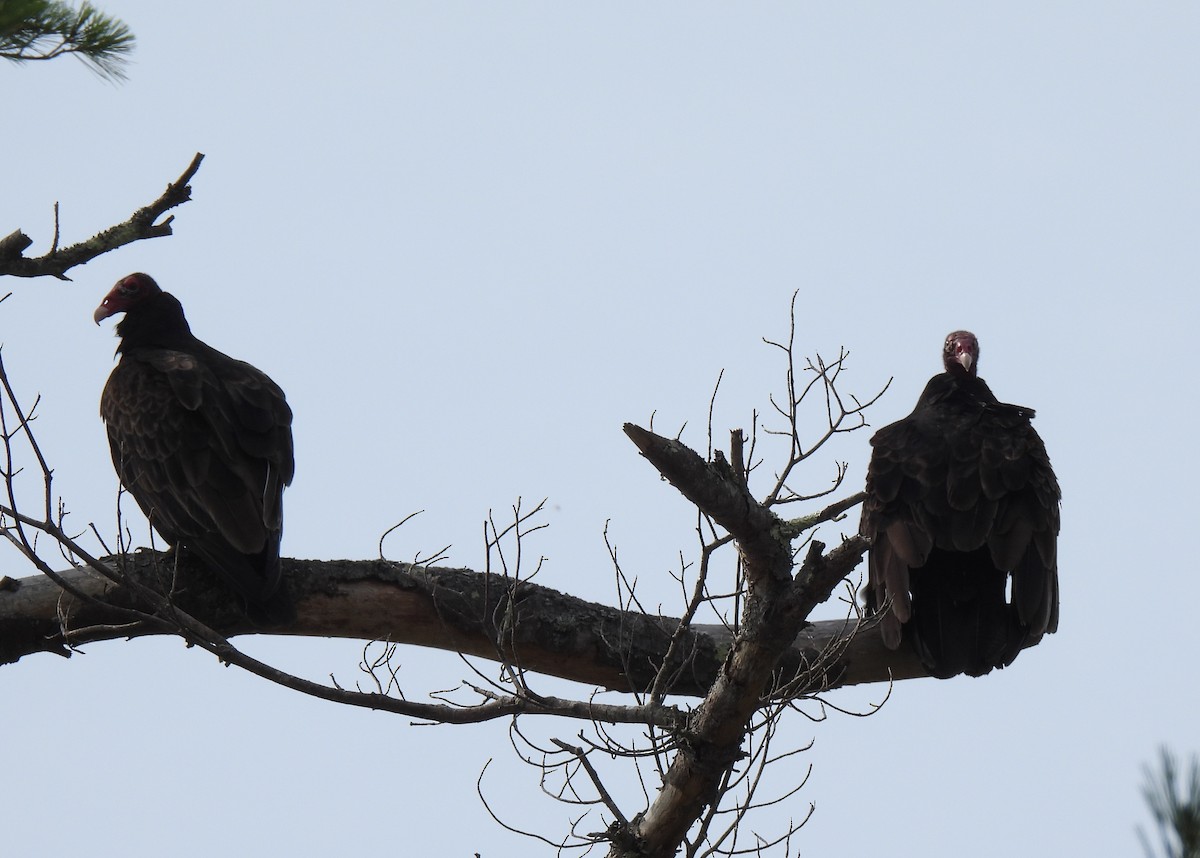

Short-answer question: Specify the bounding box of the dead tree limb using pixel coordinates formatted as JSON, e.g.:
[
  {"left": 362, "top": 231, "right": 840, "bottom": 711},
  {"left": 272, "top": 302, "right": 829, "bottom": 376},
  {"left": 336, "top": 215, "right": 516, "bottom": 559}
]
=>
[
  {"left": 0, "top": 552, "right": 932, "bottom": 692},
  {"left": 613, "top": 424, "right": 884, "bottom": 858},
  {"left": 0, "top": 152, "right": 204, "bottom": 280}
]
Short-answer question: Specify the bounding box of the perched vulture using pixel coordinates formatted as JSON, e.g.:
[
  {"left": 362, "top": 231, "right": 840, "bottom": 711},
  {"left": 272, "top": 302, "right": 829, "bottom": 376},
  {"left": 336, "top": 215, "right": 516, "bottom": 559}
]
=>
[
  {"left": 860, "top": 331, "right": 1059, "bottom": 678},
  {"left": 95, "top": 273, "right": 294, "bottom": 622}
]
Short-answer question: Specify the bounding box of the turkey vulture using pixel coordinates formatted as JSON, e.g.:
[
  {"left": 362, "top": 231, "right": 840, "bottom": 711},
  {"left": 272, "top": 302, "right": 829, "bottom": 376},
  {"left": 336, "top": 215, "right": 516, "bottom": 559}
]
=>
[
  {"left": 95, "top": 273, "right": 294, "bottom": 622},
  {"left": 860, "top": 331, "right": 1059, "bottom": 678}
]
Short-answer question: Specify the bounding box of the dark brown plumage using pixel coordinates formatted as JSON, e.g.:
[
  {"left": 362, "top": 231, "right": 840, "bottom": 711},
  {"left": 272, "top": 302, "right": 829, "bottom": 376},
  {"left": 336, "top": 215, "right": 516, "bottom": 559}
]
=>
[
  {"left": 860, "top": 331, "right": 1059, "bottom": 678},
  {"left": 95, "top": 273, "right": 294, "bottom": 621}
]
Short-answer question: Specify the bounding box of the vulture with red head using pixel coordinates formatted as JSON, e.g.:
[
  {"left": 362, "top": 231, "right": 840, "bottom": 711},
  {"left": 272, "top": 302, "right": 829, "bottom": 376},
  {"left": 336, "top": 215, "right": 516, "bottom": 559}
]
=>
[
  {"left": 860, "top": 331, "right": 1059, "bottom": 678},
  {"left": 95, "top": 273, "right": 294, "bottom": 622}
]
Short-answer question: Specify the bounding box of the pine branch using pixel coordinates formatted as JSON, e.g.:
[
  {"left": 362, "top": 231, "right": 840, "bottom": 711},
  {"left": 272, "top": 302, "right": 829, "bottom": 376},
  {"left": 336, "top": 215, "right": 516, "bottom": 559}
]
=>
[{"left": 0, "top": 0, "right": 135, "bottom": 81}]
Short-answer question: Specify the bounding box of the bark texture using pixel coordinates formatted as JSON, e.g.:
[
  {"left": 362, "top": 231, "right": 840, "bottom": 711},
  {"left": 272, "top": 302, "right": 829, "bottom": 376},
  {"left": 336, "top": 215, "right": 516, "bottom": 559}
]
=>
[{"left": 0, "top": 552, "right": 928, "bottom": 693}]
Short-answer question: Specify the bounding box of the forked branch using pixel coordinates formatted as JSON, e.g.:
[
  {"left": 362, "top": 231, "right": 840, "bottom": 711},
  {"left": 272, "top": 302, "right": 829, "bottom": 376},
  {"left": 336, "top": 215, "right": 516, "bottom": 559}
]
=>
[{"left": 0, "top": 152, "right": 204, "bottom": 280}]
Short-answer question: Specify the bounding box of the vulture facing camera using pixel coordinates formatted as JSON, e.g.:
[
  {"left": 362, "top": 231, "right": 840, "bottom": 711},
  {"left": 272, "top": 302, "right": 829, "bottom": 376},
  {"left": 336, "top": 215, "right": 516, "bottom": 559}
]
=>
[{"left": 860, "top": 331, "right": 1060, "bottom": 678}]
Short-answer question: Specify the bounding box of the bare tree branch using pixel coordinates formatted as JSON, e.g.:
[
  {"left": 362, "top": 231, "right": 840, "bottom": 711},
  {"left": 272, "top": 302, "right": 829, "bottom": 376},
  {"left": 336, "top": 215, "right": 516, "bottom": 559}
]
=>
[
  {"left": 0, "top": 553, "right": 941, "bottom": 691},
  {"left": 777, "top": 491, "right": 865, "bottom": 539},
  {"left": 0, "top": 152, "right": 204, "bottom": 280},
  {"left": 610, "top": 422, "right": 884, "bottom": 858}
]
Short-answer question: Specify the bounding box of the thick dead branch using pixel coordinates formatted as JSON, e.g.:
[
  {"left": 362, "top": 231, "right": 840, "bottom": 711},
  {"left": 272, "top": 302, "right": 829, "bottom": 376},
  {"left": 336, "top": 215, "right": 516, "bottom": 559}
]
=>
[
  {"left": 0, "top": 553, "right": 936, "bottom": 691},
  {"left": 615, "top": 424, "right": 890, "bottom": 858},
  {"left": 623, "top": 423, "right": 791, "bottom": 595},
  {"left": 0, "top": 153, "right": 204, "bottom": 280},
  {"left": 624, "top": 423, "right": 761, "bottom": 546}
]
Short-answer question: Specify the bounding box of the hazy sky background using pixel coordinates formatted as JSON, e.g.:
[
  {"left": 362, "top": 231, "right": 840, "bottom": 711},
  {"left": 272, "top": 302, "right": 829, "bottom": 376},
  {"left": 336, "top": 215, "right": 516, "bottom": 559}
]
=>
[{"left": 4, "top": 3, "right": 1197, "bottom": 855}]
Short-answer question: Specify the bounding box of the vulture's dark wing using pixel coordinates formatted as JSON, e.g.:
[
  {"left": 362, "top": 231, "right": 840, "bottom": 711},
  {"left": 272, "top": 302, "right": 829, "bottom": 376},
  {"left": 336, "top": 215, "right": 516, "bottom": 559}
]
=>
[
  {"left": 860, "top": 373, "right": 1059, "bottom": 678},
  {"left": 101, "top": 345, "right": 294, "bottom": 609}
]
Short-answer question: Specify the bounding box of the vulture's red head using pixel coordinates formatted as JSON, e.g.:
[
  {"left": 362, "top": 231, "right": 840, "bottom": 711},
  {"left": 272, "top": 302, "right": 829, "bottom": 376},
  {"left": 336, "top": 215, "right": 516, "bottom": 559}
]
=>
[
  {"left": 93, "top": 273, "right": 163, "bottom": 324},
  {"left": 943, "top": 330, "right": 979, "bottom": 377}
]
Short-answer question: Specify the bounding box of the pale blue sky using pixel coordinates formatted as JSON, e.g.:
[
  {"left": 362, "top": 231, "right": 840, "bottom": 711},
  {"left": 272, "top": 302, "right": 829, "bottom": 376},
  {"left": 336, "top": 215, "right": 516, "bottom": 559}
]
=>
[{"left": 4, "top": 3, "right": 1198, "bottom": 855}]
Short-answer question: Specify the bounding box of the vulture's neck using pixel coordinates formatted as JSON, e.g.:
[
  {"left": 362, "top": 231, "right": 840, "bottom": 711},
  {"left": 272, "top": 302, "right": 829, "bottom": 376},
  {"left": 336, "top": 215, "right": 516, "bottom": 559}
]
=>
[
  {"left": 115, "top": 293, "right": 197, "bottom": 354},
  {"left": 946, "top": 371, "right": 998, "bottom": 407}
]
